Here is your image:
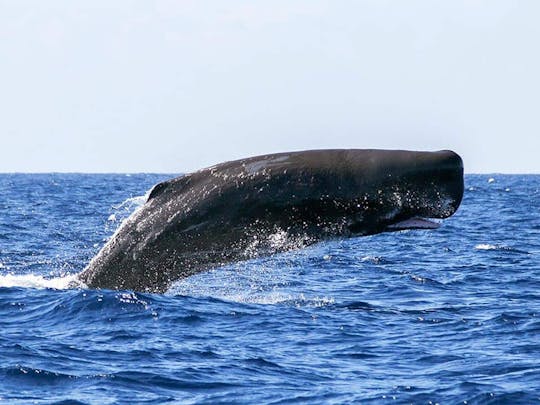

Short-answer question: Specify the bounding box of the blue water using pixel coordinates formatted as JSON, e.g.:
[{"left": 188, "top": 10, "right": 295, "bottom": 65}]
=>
[{"left": 1, "top": 174, "right": 539, "bottom": 404}]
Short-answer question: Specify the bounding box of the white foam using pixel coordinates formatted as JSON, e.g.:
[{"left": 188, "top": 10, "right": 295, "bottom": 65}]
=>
[
  {"left": 0, "top": 273, "right": 81, "bottom": 290},
  {"left": 361, "top": 255, "right": 383, "bottom": 264},
  {"left": 475, "top": 244, "right": 498, "bottom": 250}
]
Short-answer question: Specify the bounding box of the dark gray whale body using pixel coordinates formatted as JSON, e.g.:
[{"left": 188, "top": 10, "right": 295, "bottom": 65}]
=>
[{"left": 79, "top": 149, "right": 464, "bottom": 293}]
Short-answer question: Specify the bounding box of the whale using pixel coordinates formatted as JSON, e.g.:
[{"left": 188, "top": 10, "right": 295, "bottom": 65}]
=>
[{"left": 78, "top": 149, "right": 464, "bottom": 293}]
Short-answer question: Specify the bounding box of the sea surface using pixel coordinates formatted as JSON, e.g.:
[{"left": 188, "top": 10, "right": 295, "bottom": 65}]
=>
[{"left": 0, "top": 174, "right": 539, "bottom": 404}]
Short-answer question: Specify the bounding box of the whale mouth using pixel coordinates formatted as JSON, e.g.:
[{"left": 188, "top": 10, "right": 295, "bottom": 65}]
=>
[{"left": 386, "top": 217, "right": 442, "bottom": 231}]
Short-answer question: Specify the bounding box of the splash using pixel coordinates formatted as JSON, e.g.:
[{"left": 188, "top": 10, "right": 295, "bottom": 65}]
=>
[
  {"left": 0, "top": 273, "right": 81, "bottom": 290},
  {"left": 169, "top": 279, "right": 335, "bottom": 307},
  {"left": 105, "top": 194, "right": 148, "bottom": 233},
  {"left": 111, "top": 194, "right": 148, "bottom": 212},
  {"left": 167, "top": 244, "right": 333, "bottom": 306}
]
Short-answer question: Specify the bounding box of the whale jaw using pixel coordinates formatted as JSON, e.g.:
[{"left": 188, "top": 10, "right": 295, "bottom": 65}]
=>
[{"left": 385, "top": 217, "right": 442, "bottom": 231}]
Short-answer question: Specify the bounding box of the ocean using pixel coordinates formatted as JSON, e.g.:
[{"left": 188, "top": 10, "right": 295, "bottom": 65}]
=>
[{"left": 0, "top": 173, "right": 539, "bottom": 404}]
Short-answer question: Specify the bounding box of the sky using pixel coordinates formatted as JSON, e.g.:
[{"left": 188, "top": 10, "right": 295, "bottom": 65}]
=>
[{"left": 1, "top": 1, "right": 539, "bottom": 173}]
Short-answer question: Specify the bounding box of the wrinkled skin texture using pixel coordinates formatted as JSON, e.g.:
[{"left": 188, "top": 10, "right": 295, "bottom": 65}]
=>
[{"left": 79, "top": 149, "right": 464, "bottom": 293}]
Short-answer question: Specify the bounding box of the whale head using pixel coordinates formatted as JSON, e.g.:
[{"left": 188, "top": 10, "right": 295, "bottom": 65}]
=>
[
  {"left": 337, "top": 149, "right": 464, "bottom": 234},
  {"left": 224, "top": 149, "right": 464, "bottom": 237}
]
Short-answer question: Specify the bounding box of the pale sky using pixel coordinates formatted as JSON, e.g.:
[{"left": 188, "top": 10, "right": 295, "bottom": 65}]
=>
[{"left": 1, "top": 1, "right": 539, "bottom": 173}]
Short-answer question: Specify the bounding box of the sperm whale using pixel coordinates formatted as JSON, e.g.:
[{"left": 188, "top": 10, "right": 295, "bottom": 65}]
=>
[{"left": 78, "top": 149, "right": 464, "bottom": 293}]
